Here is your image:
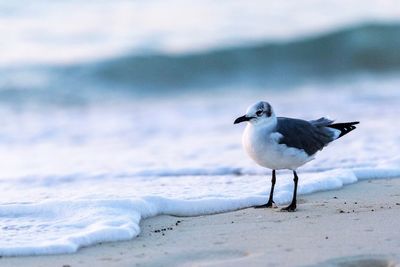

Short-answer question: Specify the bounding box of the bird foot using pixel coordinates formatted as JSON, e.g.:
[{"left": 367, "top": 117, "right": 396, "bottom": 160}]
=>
[
  {"left": 281, "top": 204, "right": 296, "bottom": 212},
  {"left": 254, "top": 200, "right": 277, "bottom": 209}
]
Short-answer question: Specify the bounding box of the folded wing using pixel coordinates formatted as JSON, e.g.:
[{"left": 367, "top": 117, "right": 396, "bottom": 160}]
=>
[{"left": 276, "top": 117, "right": 337, "bottom": 156}]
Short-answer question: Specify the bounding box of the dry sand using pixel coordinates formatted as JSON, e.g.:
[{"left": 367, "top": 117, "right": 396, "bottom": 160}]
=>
[{"left": 2, "top": 178, "right": 400, "bottom": 267}]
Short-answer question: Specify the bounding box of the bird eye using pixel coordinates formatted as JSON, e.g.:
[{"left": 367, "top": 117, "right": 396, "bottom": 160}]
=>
[{"left": 256, "top": 110, "right": 263, "bottom": 116}]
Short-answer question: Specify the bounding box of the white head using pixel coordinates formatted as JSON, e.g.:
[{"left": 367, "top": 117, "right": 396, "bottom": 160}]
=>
[{"left": 234, "top": 101, "right": 276, "bottom": 126}]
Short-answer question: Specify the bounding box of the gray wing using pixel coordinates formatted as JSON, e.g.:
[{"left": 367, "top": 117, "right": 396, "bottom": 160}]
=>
[{"left": 276, "top": 117, "right": 336, "bottom": 156}]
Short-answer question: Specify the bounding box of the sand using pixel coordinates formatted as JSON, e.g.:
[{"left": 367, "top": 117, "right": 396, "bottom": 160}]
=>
[{"left": 1, "top": 178, "right": 400, "bottom": 267}]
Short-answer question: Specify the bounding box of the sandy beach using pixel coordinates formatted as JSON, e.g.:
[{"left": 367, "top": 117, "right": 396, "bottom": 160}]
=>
[{"left": 1, "top": 178, "right": 400, "bottom": 267}]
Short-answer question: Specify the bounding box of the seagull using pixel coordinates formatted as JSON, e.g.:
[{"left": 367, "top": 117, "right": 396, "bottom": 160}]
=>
[{"left": 234, "top": 101, "right": 359, "bottom": 211}]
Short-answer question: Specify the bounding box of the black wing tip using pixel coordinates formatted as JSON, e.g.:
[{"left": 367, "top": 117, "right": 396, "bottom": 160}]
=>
[{"left": 327, "top": 121, "right": 360, "bottom": 139}]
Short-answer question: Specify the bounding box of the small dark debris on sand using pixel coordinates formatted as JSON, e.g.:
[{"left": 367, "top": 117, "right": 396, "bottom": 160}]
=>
[{"left": 153, "top": 220, "right": 183, "bottom": 234}]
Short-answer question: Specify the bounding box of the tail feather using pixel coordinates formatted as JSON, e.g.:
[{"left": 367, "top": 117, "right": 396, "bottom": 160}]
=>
[{"left": 327, "top": 121, "right": 359, "bottom": 138}]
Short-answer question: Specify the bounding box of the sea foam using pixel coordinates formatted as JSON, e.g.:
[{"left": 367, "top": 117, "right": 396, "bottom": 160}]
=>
[
  {"left": 1, "top": 167, "right": 399, "bottom": 256},
  {"left": 1, "top": 79, "right": 400, "bottom": 256}
]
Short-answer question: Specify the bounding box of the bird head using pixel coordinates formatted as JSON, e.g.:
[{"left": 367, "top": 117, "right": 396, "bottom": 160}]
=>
[{"left": 234, "top": 101, "right": 275, "bottom": 126}]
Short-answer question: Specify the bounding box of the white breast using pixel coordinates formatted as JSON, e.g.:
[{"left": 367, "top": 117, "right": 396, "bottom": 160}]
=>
[{"left": 242, "top": 123, "right": 313, "bottom": 170}]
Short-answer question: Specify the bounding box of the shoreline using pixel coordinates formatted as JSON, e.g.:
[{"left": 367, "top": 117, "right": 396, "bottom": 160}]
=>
[{"left": 2, "top": 178, "right": 400, "bottom": 267}]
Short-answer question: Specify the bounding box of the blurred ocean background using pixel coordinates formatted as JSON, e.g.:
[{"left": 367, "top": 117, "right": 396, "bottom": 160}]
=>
[{"left": 1, "top": 0, "right": 400, "bottom": 256}]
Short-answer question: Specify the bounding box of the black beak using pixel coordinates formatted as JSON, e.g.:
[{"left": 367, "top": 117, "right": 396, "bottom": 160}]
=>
[{"left": 234, "top": 115, "right": 250, "bottom": 124}]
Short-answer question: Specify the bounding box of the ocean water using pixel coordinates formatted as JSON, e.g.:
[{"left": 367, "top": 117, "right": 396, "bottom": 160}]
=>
[{"left": 1, "top": 0, "right": 400, "bottom": 256}]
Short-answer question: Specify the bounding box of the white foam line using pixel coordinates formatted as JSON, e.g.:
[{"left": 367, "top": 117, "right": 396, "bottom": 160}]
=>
[{"left": 0, "top": 167, "right": 399, "bottom": 256}]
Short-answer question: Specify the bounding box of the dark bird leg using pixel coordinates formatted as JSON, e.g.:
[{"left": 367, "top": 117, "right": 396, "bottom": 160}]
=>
[
  {"left": 281, "top": 170, "right": 298, "bottom": 212},
  {"left": 255, "top": 170, "right": 277, "bottom": 208}
]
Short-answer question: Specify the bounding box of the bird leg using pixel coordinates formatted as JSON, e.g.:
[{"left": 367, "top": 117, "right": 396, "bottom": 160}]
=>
[
  {"left": 255, "top": 170, "right": 277, "bottom": 208},
  {"left": 281, "top": 170, "right": 298, "bottom": 212}
]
